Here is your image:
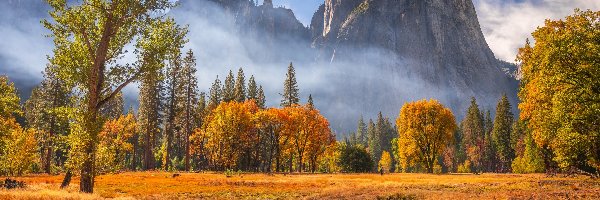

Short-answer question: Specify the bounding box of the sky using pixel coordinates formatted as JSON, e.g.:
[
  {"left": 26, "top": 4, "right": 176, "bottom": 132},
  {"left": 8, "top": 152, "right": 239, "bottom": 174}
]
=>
[{"left": 0, "top": 0, "right": 599, "bottom": 113}]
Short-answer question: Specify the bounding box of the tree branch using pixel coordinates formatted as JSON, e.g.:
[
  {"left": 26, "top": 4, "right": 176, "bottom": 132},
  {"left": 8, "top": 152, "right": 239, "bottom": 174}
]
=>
[{"left": 97, "top": 71, "right": 140, "bottom": 109}]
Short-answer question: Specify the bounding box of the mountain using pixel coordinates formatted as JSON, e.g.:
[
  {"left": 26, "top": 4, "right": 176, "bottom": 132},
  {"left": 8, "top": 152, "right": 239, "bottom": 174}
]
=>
[
  {"left": 310, "top": 0, "right": 519, "bottom": 115},
  {"left": 177, "top": 0, "right": 519, "bottom": 132}
]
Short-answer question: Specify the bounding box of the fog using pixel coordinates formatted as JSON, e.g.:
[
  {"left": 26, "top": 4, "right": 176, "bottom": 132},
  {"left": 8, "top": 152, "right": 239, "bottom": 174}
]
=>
[{"left": 168, "top": 1, "right": 479, "bottom": 135}]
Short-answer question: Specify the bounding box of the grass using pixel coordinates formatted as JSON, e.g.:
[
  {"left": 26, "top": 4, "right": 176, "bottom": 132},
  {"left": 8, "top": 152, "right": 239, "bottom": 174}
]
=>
[{"left": 1, "top": 172, "right": 599, "bottom": 199}]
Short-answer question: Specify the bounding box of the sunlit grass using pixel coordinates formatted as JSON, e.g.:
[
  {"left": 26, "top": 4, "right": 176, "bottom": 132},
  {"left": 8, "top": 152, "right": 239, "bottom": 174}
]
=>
[{"left": 1, "top": 172, "right": 598, "bottom": 199}]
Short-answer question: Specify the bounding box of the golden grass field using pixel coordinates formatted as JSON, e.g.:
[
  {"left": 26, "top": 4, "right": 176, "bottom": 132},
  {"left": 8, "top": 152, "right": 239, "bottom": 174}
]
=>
[{"left": 1, "top": 172, "right": 599, "bottom": 199}]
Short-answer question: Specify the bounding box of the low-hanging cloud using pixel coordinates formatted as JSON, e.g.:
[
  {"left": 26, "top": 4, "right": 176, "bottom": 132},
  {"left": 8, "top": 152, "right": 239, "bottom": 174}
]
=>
[{"left": 474, "top": 0, "right": 600, "bottom": 62}]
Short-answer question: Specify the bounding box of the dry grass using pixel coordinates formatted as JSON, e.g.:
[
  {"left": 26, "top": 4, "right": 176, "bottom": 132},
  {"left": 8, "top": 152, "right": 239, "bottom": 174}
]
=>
[{"left": 1, "top": 172, "right": 599, "bottom": 199}]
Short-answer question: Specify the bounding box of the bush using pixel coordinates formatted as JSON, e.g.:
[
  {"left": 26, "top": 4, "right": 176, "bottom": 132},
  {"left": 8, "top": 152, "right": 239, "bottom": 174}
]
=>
[{"left": 338, "top": 143, "right": 373, "bottom": 173}]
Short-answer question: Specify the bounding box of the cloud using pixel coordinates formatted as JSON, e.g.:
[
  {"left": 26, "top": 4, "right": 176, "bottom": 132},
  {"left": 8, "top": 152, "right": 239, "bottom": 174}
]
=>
[{"left": 474, "top": 0, "right": 600, "bottom": 62}]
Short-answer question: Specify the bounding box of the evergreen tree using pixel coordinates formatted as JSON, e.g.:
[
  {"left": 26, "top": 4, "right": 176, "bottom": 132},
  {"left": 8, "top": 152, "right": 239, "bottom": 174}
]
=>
[
  {"left": 367, "top": 119, "right": 380, "bottom": 170},
  {"left": 492, "top": 94, "right": 514, "bottom": 172},
  {"left": 356, "top": 116, "right": 368, "bottom": 147},
  {"left": 247, "top": 75, "right": 258, "bottom": 101},
  {"left": 180, "top": 49, "right": 199, "bottom": 171},
  {"left": 163, "top": 55, "right": 184, "bottom": 170},
  {"left": 280, "top": 62, "right": 299, "bottom": 107},
  {"left": 196, "top": 92, "right": 206, "bottom": 126},
  {"left": 138, "top": 67, "right": 163, "bottom": 170},
  {"left": 208, "top": 77, "right": 222, "bottom": 111},
  {"left": 481, "top": 110, "right": 496, "bottom": 172},
  {"left": 461, "top": 97, "right": 485, "bottom": 173},
  {"left": 223, "top": 70, "right": 235, "bottom": 102},
  {"left": 256, "top": 85, "right": 266, "bottom": 109},
  {"left": 234, "top": 68, "right": 246, "bottom": 102},
  {"left": 24, "top": 67, "right": 71, "bottom": 174},
  {"left": 307, "top": 94, "right": 314, "bottom": 108}
]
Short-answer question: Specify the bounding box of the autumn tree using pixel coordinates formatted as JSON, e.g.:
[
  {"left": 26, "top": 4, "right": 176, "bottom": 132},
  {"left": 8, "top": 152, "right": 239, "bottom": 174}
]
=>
[
  {"left": 517, "top": 10, "right": 599, "bottom": 175},
  {"left": 43, "top": 0, "right": 187, "bottom": 192},
  {"left": 396, "top": 99, "right": 457, "bottom": 173},
  {"left": 281, "top": 62, "right": 299, "bottom": 107},
  {"left": 0, "top": 76, "right": 36, "bottom": 176},
  {"left": 96, "top": 113, "right": 137, "bottom": 173},
  {"left": 378, "top": 151, "right": 392, "bottom": 173}
]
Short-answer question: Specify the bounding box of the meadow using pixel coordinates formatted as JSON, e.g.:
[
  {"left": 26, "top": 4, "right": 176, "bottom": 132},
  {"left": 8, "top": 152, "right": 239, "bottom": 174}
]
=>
[{"left": 1, "top": 172, "right": 598, "bottom": 199}]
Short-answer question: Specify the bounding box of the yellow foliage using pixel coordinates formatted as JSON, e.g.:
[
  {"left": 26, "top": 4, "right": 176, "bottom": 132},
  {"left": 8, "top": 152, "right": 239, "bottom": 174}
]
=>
[
  {"left": 378, "top": 151, "right": 392, "bottom": 173},
  {"left": 396, "top": 99, "right": 456, "bottom": 173},
  {"left": 0, "top": 116, "right": 38, "bottom": 176}
]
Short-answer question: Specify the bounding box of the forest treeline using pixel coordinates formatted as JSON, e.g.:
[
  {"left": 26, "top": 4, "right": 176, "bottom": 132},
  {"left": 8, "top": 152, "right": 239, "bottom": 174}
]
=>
[{"left": 0, "top": 0, "right": 597, "bottom": 194}]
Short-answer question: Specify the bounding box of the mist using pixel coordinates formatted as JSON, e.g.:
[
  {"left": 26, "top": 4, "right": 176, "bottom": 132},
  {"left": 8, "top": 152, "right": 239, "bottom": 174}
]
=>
[{"left": 168, "top": 0, "right": 485, "bottom": 135}]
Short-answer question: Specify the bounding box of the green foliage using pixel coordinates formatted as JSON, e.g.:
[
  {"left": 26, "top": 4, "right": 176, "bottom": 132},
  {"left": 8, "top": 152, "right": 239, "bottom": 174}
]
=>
[
  {"left": 517, "top": 9, "right": 600, "bottom": 174},
  {"left": 223, "top": 70, "right": 235, "bottom": 102},
  {"left": 0, "top": 76, "right": 21, "bottom": 118},
  {"left": 247, "top": 75, "right": 258, "bottom": 101},
  {"left": 512, "top": 130, "right": 545, "bottom": 173},
  {"left": 492, "top": 94, "right": 514, "bottom": 172},
  {"left": 461, "top": 97, "right": 485, "bottom": 173},
  {"left": 208, "top": 77, "right": 223, "bottom": 111},
  {"left": 356, "top": 116, "right": 368, "bottom": 147},
  {"left": 281, "top": 62, "right": 299, "bottom": 107},
  {"left": 338, "top": 143, "right": 373, "bottom": 173},
  {"left": 256, "top": 85, "right": 266, "bottom": 109},
  {"left": 234, "top": 68, "right": 246, "bottom": 102}
]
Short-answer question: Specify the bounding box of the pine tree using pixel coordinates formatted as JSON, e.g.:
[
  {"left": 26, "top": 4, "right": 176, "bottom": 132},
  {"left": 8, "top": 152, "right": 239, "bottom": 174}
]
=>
[
  {"left": 138, "top": 67, "right": 163, "bottom": 170},
  {"left": 356, "top": 116, "right": 368, "bottom": 147},
  {"left": 461, "top": 97, "right": 485, "bottom": 173},
  {"left": 307, "top": 94, "right": 314, "bottom": 108},
  {"left": 234, "top": 68, "right": 246, "bottom": 102},
  {"left": 208, "top": 77, "right": 222, "bottom": 111},
  {"left": 367, "top": 119, "right": 380, "bottom": 170},
  {"left": 257, "top": 85, "right": 266, "bottom": 109},
  {"left": 280, "top": 62, "right": 299, "bottom": 107},
  {"left": 180, "top": 49, "right": 199, "bottom": 171},
  {"left": 196, "top": 92, "right": 206, "bottom": 126},
  {"left": 492, "top": 94, "right": 514, "bottom": 173},
  {"left": 247, "top": 75, "right": 258, "bottom": 101},
  {"left": 163, "top": 55, "right": 184, "bottom": 170},
  {"left": 223, "top": 70, "right": 235, "bottom": 102},
  {"left": 24, "top": 66, "right": 70, "bottom": 174},
  {"left": 481, "top": 110, "right": 496, "bottom": 172}
]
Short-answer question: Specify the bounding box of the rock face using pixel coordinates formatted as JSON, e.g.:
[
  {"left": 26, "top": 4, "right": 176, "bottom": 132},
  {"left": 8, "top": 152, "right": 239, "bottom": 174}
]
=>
[
  {"left": 179, "top": 0, "right": 519, "bottom": 131},
  {"left": 311, "top": 0, "right": 518, "bottom": 110}
]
